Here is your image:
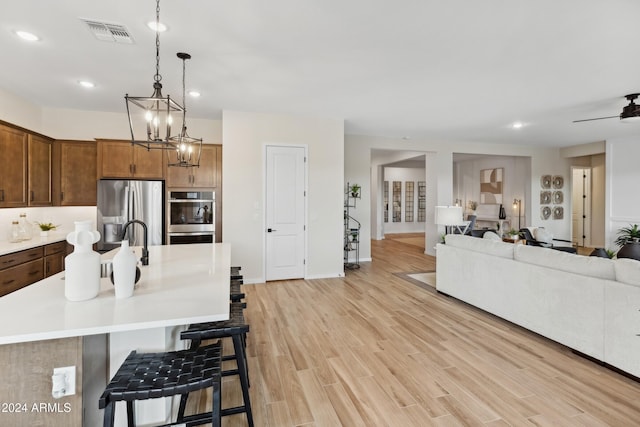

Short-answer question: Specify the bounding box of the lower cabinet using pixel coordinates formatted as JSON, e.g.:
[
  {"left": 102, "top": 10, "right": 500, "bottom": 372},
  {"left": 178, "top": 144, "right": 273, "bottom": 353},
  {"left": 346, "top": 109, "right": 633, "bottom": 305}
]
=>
[
  {"left": 0, "top": 241, "right": 69, "bottom": 297},
  {"left": 44, "top": 241, "right": 67, "bottom": 277}
]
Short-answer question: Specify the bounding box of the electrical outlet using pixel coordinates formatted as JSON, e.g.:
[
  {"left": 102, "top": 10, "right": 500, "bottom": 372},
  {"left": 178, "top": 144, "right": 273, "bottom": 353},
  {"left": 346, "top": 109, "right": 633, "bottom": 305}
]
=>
[{"left": 52, "top": 366, "right": 75, "bottom": 398}]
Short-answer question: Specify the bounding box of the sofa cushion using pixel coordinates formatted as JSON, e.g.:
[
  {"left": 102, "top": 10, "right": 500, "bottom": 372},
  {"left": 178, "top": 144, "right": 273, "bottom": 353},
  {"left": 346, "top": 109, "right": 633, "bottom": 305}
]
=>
[
  {"left": 614, "top": 258, "right": 640, "bottom": 287},
  {"left": 445, "top": 234, "right": 514, "bottom": 259},
  {"left": 514, "top": 244, "right": 615, "bottom": 280}
]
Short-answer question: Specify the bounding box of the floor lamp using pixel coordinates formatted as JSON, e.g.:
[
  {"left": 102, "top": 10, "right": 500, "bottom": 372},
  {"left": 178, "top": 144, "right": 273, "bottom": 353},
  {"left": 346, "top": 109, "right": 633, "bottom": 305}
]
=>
[{"left": 513, "top": 199, "right": 521, "bottom": 230}]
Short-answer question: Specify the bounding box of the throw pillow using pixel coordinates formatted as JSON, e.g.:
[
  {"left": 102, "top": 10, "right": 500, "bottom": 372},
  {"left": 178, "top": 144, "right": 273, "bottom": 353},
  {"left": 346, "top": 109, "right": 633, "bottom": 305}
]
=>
[
  {"left": 534, "top": 227, "right": 553, "bottom": 244},
  {"left": 483, "top": 231, "right": 502, "bottom": 241}
]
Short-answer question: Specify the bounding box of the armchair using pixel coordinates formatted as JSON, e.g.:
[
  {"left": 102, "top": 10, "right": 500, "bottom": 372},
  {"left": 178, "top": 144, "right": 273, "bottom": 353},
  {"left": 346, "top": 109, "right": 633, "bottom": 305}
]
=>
[{"left": 519, "top": 227, "right": 577, "bottom": 254}]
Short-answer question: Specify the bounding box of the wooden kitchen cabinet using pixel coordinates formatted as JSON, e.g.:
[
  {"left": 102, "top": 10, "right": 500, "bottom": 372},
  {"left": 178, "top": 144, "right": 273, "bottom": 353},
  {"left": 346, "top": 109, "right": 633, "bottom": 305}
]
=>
[
  {"left": 44, "top": 241, "right": 67, "bottom": 277},
  {"left": 28, "top": 133, "right": 53, "bottom": 206},
  {"left": 53, "top": 140, "right": 97, "bottom": 206},
  {"left": 165, "top": 144, "right": 220, "bottom": 188},
  {"left": 97, "top": 139, "right": 164, "bottom": 179},
  {"left": 0, "top": 247, "right": 44, "bottom": 297},
  {"left": 0, "top": 123, "right": 28, "bottom": 208}
]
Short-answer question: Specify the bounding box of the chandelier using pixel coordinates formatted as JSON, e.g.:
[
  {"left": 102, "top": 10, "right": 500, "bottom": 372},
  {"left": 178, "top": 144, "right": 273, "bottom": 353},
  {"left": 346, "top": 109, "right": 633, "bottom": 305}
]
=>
[
  {"left": 168, "top": 52, "right": 203, "bottom": 167},
  {"left": 124, "top": 0, "right": 183, "bottom": 150}
]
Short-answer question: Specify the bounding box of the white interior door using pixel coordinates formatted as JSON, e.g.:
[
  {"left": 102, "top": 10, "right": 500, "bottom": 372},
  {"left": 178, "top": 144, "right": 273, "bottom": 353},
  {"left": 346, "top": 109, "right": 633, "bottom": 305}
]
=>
[{"left": 265, "top": 145, "right": 306, "bottom": 281}]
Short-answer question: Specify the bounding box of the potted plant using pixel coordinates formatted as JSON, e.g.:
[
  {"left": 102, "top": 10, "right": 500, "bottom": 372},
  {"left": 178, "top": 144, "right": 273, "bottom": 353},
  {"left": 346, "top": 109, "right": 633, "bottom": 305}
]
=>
[
  {"left": 615, "top": 224, "right": 640, "bottom": 246},
  {"left": 590, "top": 248, "right": 617, "bottom": 259},
  {"left": 615, "top": 224, "right": 640, "bottom": 261},
  {"left": 506, "top": 228, "right": 521, "bottom": 241},
  {"left": 468, "top": 200, "right": 478, "bottom": 213},
  {"left": 36, "top": 222, "right": 59, "bottom": 237},
  {"left": 349, "top": 184, "right": 361, "bottom": 198}
]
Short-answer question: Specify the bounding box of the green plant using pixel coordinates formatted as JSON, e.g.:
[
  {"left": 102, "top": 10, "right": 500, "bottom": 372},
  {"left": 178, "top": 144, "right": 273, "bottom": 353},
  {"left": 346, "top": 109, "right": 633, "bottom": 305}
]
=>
[
  {"left": 507, "top": 228, "right": 520, "bottom": 237},
  {"left": 36, "top": 222, "right": 58, "bottom": 231},
  {"left": 615, "top": 224, "right": 640, "bottom": 247},
  {"left": 349, "top": 184, "right": 361, "bottom": 196},
  {"left": 606, "top": 249, "right": 617, "bottom": 259}
]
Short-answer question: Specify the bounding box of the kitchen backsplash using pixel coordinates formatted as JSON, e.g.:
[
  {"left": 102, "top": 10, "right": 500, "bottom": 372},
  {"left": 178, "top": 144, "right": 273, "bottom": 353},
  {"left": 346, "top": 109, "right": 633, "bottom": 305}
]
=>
[{"left": 0, "top": 207, "right": 97, "bottom": 243}]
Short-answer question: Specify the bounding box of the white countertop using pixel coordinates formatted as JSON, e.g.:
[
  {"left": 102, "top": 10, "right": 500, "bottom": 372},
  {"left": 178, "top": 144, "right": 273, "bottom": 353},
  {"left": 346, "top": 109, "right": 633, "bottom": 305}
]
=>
[
  {"left": 0, "top": 243, "right": 230, "bottom": 345},
  {"left": 0, "top": 233, "right": 67, "bottom": 256}
]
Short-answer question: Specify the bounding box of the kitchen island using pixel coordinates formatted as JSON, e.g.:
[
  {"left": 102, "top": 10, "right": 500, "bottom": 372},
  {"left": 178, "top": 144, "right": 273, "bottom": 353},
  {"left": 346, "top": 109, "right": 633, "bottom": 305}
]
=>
[{"left": 0, "top": 243, "right": 230, "bottom": 427}]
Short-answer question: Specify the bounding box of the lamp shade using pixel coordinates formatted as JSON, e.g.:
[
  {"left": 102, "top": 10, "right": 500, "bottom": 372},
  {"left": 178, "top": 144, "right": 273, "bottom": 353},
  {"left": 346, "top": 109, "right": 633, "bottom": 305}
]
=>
[{"left": 435, "top": 206, "right": 464, "bottom": 225}]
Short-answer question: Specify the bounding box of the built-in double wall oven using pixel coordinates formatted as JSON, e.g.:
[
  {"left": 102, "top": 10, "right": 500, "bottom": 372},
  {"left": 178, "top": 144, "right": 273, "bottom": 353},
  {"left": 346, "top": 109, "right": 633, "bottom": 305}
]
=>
[{"left": 167, "top": 190, "right": 215, "bottom": 244}]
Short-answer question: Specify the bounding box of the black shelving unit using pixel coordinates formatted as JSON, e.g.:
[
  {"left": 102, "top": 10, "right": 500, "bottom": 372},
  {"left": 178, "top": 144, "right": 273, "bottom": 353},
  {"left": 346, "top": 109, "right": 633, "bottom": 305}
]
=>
[{"left": 344, "top": 183, "right": 361, "bottom": 269}]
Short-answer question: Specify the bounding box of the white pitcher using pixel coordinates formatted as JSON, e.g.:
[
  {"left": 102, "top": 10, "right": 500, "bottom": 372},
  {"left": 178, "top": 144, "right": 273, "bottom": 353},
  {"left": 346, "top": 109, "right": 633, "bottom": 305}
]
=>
[
  {"left": 112, "top": 240, "right": 137, "bottom": 299},
  {"left": 65, "top": 220, "right": 101, "bottom": 301}
]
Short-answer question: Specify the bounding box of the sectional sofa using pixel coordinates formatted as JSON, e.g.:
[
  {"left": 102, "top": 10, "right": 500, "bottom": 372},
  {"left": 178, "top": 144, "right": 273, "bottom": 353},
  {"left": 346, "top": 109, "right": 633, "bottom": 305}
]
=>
[{"left": 436, "top": 234, "right": 640, "bottom": 378}]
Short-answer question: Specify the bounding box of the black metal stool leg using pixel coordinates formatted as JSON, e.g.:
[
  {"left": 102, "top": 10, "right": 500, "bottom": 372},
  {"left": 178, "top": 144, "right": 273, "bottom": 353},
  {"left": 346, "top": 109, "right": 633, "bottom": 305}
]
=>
[
  {"left": 177, "top": 393, "right": 188, "bottom": 421},
  {"left": 103, "top": 402, "right": 115, "bottom": 427},
  {"left": 212, "top": 380, "right": 222, "bottom": 427},
  {"left": 233, "top": 334, "right": 253, "bottom": 427},
  {"left": 126, "top": 401, "right": 135, "bottom": 426}
]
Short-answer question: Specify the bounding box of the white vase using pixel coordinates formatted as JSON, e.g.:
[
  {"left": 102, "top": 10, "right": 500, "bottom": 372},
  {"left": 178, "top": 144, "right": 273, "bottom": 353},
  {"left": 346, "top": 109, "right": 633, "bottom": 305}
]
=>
[
  {"left": 65, "top": 220, "right": 101, "bottom": 301},
  {"left": 112, "top": 240, "right": 137, "bottom": 299}
]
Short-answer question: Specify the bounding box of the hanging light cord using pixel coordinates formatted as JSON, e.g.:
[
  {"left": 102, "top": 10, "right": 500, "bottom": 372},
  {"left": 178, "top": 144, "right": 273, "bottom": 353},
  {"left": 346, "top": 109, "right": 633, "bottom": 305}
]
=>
[
  {"left": 154, "top": 0, "right": 162, "bottom": 86},
  {"left": 181, "top": 56, "right": 187, "bottom": 134}
]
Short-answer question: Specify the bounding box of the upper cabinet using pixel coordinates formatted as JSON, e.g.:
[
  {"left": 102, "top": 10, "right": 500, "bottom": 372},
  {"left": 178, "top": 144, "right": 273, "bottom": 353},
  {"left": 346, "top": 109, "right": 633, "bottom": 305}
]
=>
[
  {"left": 28, "top": 134, "right": 53, "bottom": 206},
  {"left": 0, "top": 124, "right": 28, "bottom": 207},
  {"left": 97, "top": 139, "right": 164, "bottom": 179},
  {"left": 165, "top": 144, "right": 220, "bottom": 188},
  {"left": 53, "top": 140, "right": 97, "bottom": 206}
]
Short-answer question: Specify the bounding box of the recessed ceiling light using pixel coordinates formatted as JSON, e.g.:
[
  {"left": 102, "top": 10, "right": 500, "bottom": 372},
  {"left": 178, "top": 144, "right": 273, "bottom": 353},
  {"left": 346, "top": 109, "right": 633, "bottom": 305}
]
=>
[
  {"left": 78, "top": 80, "right": 95, "bottom": 88},
  {"left": 188, "top": 90, "right": 201, "bottom": 98},
  {"left": 15, "top": 30, "right": 39, "bottom": 41},
  {"left": 147, "top": 21, "right": 167, "bottom": 32},
  {"left": 512, "top": 122, "right": 524, "bottom": 129}
]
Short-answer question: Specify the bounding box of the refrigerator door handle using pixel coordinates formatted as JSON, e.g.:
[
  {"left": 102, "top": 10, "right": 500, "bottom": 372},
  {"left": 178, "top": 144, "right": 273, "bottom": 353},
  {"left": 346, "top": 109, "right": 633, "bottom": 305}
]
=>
[{"left": 129, "top": 187, "right": 136, "bottom": 245}]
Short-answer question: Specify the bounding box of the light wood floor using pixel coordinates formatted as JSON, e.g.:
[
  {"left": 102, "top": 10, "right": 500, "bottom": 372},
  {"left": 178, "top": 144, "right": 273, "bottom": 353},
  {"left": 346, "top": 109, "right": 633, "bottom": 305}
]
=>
[{"left": 200, "top": 237, "right": 640, "bottom": 426}]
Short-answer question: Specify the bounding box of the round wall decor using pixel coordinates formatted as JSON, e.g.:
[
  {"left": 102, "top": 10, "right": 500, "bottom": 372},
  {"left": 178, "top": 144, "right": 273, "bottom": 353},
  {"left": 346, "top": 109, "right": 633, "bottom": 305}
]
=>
[
  {"left": 553, "top": 191, "right": 563, "bottom": 204},
  {"left": 540, "top": 191, "right": 551, "bottom": 204},
  {"left": 552, "top": 175, "right": 564, "bottom": 189}
]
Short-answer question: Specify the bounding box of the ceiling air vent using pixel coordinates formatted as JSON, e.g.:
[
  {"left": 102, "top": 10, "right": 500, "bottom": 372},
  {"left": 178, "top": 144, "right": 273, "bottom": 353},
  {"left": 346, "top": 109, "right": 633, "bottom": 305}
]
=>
[{"left": 81, "top": 19, "right": 134, "bottom": 44}]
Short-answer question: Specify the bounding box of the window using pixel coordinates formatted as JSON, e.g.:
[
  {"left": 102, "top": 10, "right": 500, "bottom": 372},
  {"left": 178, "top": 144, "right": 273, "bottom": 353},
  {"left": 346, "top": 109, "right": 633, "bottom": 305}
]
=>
[{"left": 405, "top": 181, "right": 414, "bottom": 222}]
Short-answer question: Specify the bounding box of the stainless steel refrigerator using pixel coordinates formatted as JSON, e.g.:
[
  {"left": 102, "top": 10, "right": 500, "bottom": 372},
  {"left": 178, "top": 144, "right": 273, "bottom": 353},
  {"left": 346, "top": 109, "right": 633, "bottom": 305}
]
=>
[{"left": 97, "top": 180, "right": 165, "bottom": 252}]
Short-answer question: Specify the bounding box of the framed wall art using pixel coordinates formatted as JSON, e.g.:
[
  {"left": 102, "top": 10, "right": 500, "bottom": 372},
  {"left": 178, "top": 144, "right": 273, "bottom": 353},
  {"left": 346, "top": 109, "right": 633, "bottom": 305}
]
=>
[{"left": 480, "top": 168, "right": 503, "bottom": 204}]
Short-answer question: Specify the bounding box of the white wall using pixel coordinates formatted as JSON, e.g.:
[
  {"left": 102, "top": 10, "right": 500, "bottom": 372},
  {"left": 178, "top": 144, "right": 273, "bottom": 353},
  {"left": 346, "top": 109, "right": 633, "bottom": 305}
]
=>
[
  {"left": 382, "top": 167, "right": 426, "bottom": 234},
  {"left": 0, "top": 88, "right": 43, "bottom": 132},
  {"left": 453, "top": 155, "right": 532, "bottom": 232},
  {"left": 41, "top": 107, "right": 222, "bottom": 143},
  {"left": 222, "top": 110, "right": 344, "bottom": 283},
  {"left": 606, "top": 137, "right": 640, "bottom": 250},
  {"left": 0, "top": 207, "right": 96, "bottom": 242}
]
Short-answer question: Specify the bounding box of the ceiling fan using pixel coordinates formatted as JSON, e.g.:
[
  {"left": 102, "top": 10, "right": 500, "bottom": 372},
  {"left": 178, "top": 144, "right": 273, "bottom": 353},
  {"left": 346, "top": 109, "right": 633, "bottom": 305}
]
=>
[{"left": 573, "top": 93, "right": 640, "bottom": 123}]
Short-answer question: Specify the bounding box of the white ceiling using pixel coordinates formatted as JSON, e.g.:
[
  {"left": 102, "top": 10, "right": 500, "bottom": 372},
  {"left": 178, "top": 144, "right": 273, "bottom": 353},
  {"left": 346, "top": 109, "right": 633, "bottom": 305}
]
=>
[{"left": 2, "top": 0, "right": 640, "bottom": 147}]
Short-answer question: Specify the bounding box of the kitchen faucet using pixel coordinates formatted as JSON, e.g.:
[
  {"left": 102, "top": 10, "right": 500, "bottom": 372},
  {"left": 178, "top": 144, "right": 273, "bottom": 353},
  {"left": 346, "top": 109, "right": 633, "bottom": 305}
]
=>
[{"left": 121, "top": 220, "right": 149, "bottom": 265}]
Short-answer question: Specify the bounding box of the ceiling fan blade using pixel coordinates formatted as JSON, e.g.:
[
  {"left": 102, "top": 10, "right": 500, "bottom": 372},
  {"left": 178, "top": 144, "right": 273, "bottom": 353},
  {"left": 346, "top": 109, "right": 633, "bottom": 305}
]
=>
[{"left": 572, "top": 115, "right": 619, "bottom": 123}]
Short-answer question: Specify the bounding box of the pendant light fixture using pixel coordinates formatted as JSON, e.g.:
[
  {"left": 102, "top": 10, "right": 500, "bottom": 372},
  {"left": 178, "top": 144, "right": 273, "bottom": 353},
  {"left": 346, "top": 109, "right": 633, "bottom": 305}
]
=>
[
  {"left": 124, "top": 0, "right": 183, "bottom": 150},
  {"left": 168, "top": 52, "right": 203, "bottom": 167}
]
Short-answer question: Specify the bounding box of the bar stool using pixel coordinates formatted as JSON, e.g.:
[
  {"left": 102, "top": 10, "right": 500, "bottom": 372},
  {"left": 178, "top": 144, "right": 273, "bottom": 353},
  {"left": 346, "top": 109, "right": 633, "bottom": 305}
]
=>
[
  {"left": 180, "top": 302, "right": 253, "bottom": 427},
  {"left": 230, "top": 279, "right": 245, "bottom": 302},
  {"left": 99, "top": 341, "right": 223, "bottom": 427},
  {"left": 230, "top": 266, "right": 245, "bottom": 302}
]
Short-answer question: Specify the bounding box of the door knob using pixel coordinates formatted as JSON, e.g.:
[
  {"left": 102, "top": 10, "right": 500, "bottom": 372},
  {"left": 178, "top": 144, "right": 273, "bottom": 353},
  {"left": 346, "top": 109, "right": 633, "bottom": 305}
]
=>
[{"left": 267, "top": 228, "right": 277, "bottom": 232}]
